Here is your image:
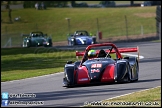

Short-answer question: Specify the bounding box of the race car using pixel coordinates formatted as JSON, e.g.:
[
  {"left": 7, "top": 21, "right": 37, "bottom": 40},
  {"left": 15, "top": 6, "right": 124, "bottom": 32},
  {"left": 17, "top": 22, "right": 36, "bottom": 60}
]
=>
[
  {"left": 67, "top": 30, "right": 97, "bottom": 46},
  {"left": 22, "top": 31, "right": 52, "bottom": 47},
  {"left": 63, "top": 43, "right": 139, "bottom": 87}
]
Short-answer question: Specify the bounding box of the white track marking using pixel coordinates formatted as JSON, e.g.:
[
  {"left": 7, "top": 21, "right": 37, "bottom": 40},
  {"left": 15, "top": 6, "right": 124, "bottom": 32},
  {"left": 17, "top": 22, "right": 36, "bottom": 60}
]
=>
[{"left": 121, "top": 53, "right": 144, "bottom": 59}]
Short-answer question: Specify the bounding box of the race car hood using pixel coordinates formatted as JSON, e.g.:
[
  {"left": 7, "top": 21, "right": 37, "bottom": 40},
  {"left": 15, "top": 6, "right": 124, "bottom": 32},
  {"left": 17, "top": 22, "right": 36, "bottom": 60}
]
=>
[
  {"left": 31, "top": 37, "right": 47, "bottom": 43},
  {"left": 76, "top": 36, "right": 92, "bottom": 39},
  {"left": 75, "top": 36, "right": 92, "bottom": 39},
  {"left": 76, "top": 36, "right": 92, "bottom": 42},
  {"left": 82, "top": 58, "right": 116, "bottom": 81}
]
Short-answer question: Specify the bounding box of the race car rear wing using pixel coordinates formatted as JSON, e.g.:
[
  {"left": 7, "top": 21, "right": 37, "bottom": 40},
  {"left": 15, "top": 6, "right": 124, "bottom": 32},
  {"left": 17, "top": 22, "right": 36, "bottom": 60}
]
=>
[{"left": 76, "top": 46, "right": 139, "bottom": 61}]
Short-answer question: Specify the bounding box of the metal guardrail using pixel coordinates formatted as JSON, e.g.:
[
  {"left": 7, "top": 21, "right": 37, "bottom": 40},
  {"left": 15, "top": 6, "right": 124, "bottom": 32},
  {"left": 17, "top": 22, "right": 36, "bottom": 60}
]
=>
[{"left": 4, "top": 37, "right": 11, "bottom": 48}]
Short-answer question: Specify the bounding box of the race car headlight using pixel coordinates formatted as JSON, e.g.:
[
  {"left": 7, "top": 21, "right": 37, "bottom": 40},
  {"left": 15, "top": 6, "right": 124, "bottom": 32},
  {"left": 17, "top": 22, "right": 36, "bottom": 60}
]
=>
[{"left": 26, "top": 40, "right": 29, "bottom": 42}]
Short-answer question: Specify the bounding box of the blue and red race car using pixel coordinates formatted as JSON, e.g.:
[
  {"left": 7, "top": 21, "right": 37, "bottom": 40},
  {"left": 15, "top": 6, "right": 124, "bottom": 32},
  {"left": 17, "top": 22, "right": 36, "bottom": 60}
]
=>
[{"left": 63, "top": 43, "right": 139, "bottom": 87}]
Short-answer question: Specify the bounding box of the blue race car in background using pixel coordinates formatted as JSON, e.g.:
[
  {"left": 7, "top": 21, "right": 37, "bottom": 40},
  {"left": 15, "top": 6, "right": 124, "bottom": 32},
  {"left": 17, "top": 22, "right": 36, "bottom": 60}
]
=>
[{"left": 67, "top": 30, "right": 97, "bottom": 46}]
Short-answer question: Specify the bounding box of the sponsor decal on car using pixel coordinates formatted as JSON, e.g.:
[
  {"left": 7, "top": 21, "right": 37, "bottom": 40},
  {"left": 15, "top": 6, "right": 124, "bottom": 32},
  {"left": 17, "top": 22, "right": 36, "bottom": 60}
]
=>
[
  {"left": 79, "top": 78, "right": 89, "bottom": 81},
  {"left": 91, "top": 64, "right": 102, "bottom": 68},
  {"left": 91, "top": 69, "right": 100, "bottom": 73}
]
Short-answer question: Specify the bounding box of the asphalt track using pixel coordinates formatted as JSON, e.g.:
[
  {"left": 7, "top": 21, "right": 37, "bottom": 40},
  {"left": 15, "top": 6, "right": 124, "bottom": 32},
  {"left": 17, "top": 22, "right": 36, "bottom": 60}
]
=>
[{"left": 1, "top": 41, "right": 161, "bottom": 107}]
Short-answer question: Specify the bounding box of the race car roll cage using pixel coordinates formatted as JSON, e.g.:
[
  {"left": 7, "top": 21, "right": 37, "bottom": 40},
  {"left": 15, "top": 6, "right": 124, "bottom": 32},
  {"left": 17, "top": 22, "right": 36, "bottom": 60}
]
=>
[{"left": 76, "top": 43, "right": 139, "bottom": 65}]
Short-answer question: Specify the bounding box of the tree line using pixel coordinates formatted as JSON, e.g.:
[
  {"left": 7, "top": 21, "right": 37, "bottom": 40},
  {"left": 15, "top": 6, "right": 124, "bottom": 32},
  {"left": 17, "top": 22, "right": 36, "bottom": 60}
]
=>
[{"left": 1, "top": 1, "right": 71, "bottom": 8}]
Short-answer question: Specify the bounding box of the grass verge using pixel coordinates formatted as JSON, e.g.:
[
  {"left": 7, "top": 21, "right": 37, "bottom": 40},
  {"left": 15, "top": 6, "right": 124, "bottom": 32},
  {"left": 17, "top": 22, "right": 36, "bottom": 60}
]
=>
[
  {"left": 84, "top": 86, "right": 161, "bottom": 107},
  {"left": 1, "top": 47, "right": 77, "bottom": 82}
]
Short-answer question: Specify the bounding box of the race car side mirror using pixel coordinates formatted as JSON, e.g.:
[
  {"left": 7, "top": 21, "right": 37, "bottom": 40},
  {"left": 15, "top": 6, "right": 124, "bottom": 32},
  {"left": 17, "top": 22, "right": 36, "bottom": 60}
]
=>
[{"left": 67, "top": 61, "right": 73, "bottom": 64}]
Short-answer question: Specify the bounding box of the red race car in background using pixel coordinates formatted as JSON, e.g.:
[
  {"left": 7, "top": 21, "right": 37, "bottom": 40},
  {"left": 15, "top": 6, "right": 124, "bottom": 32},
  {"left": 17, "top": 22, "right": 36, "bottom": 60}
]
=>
[{"left": 63, "top": 43, "right": 139, "bottom": 87}]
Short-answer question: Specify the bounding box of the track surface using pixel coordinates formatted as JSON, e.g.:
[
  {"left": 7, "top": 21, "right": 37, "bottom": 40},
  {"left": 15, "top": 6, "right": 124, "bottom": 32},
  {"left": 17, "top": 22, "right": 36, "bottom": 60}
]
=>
[{"left": 1, "top": 41, "right": 161, "bottom": 107}]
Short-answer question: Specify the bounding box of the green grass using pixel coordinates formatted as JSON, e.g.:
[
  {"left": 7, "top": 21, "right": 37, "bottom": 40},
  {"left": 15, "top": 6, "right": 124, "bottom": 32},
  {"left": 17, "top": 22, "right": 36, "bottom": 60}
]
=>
[
  {"left": 84, "top": 86, "right": 161, "bottom": 107},
  {"left": 1, "top": 6, "right": 157, "bottom": 46},
  {"left": 1, "top": 47, "right": 77, "bottom": 82}
]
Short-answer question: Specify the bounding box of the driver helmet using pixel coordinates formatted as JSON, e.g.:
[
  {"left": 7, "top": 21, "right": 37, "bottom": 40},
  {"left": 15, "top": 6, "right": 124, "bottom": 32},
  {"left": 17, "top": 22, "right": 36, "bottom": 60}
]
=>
[
  {"left": 88, "top": 50, "right": 97, "bottom": 59},
  {"left": 76, "top": 33, "right": 79, "bottom": 36}
]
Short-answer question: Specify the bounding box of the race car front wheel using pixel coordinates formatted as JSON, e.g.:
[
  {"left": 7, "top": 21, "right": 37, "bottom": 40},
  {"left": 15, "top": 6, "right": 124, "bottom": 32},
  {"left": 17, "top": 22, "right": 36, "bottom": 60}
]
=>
[
  {"left": 68, "top": 40, "right": 75, "bottom": 46},
  {"left": 71, "top": 41, "right": 75, "bottom": 46},
  {"left": 92, "top": 37, "right": 97, "bottom": 44},
  {"left": 25, "top": 41, "right": 31, "bottom": 47},
  {"left": 68, "top": 41, "right": 72, "bottom": 46}
]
